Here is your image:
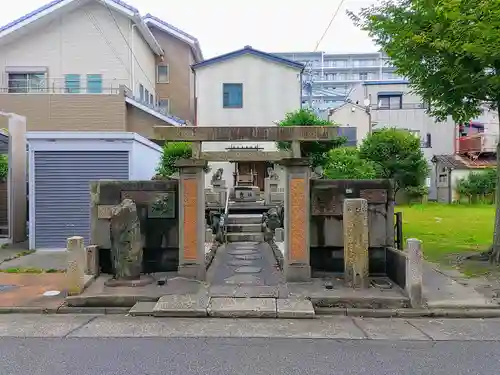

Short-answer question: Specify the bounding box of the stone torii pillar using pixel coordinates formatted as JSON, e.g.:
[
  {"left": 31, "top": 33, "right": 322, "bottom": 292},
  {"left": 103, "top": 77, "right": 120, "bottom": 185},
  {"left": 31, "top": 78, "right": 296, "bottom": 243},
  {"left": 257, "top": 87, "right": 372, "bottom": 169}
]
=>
[{"left": 0, "top": 112, "right": 27, "bottom": 244}]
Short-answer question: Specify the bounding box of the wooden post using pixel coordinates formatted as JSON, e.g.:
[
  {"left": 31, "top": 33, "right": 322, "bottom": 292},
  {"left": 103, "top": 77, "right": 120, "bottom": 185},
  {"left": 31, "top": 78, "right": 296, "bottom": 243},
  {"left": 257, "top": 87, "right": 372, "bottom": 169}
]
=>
[
  {"left": 66, "top": 236, "right": 86, "bottom": 296},
  {"left": 406, "top": 238, "right": 423, "bottom": 307}
]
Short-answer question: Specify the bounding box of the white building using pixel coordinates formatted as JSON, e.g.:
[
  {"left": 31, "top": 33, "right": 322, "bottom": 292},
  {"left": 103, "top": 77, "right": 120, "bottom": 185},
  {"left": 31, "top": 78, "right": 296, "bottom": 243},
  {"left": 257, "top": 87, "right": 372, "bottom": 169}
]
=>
[
  {"left": 273, "top": 51, "right": 404, "bottom": 114},
  {"left": 192, "top": 46, "right": 304, "bottom": 190}
]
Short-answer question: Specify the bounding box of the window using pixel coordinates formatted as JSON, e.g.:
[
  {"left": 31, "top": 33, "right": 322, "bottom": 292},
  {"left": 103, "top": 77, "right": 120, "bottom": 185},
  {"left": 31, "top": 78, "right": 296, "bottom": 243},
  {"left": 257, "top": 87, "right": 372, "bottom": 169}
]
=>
[
  {"left": 377, "top": 94, "right": 402, "bottom": 109},
  {"left": 8, "top": 72, "right": 46, "bottom": 93},
  {"left": 359, "top": 72, "right": 368, "bottom": 80},
  {"left": 86, "top": 74, "right": 102, "bottom": 93},
  {"left": 223, "top": 83, "right": 243, "bottom": 108},
  {"left": 158, "top": 98, "right": 169, "bottom": 113},
  {"left": 144, "top": 89, "right": 150, "bottom": 103},
  {"left": 149, "top": 93, "right": 154, "bottom": 105},
  {"left": 157, "top": 64, "right": 169, "bottom": 83},
  {"left": 139, "top": 84, "right": 144, "bottom": 101},
  {"left": 64, "top": 74, "right": 80, "bottom": 93}
]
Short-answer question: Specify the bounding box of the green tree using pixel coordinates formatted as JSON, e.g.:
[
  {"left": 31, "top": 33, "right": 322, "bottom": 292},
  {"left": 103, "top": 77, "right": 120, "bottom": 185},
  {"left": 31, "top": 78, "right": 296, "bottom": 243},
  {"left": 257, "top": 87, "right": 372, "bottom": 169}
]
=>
[
  {"left": 359, "top": 128, "right": 429, "bottom": 192},
  {"left": 276, "top": 108, "right": 346, "bottom": 168},
  {"left": 323, "top": 147, "right": 377, "bottom": 180},
  {"left": 156, "top": 142, "right": 209, "bottom": 178},
  {"left": 0, "top": 155, "right": 7, "bottom": 182},
  {"left": 349, "top": 0, "right": 500, "bottom": 261}
]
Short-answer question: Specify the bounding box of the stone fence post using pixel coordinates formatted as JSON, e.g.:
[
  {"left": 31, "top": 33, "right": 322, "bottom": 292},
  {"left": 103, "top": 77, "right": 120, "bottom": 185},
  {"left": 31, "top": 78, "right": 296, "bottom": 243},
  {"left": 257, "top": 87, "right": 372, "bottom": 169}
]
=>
[
  {"left": 66, "top": 236, "right": 86, "bottom": 296},
  {"left": 85, "top": 245, "right": 99, "bottom": 276},
  {"left": 406, "top": 238, "right": 423, "bottom": 308}
]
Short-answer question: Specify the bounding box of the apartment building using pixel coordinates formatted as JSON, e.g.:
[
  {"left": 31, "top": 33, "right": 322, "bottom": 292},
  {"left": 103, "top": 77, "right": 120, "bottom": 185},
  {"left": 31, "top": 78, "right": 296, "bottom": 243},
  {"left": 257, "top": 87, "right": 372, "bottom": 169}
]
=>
[
  {"left": 273, "top": 51, "right": 404, "bottom": 111},
  {"left": 0, "top": 0, "right": 201, "bottom": 138}
]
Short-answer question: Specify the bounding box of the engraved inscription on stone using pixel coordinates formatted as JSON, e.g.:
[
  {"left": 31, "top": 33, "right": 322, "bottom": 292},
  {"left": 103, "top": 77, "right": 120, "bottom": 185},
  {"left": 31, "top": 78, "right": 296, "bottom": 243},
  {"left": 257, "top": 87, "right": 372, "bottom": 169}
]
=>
[
  {"left": 311, "top": 189, "right": 342, "bottom": 215},
  {"left": 359, "top": 189, "right": 387, "bottom": 204},
  {"left": 121, "top": 191, "right": 176, "bottom": 218},
  {"left": 97, "top": 205, "right": 115, "bottom": 219}
]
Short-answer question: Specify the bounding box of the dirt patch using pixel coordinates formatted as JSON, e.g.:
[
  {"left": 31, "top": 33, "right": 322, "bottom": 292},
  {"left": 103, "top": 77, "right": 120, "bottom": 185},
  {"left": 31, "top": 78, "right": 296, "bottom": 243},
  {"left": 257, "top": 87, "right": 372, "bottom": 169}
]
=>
[{"left": 0, "top": 273, "right": 67, "bottom": 308}]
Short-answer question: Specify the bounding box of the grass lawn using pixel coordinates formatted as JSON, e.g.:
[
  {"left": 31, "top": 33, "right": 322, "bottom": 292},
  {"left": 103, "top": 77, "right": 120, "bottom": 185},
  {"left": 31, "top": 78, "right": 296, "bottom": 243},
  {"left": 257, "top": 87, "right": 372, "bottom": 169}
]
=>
[{"left": 398, "top": 203, "right": 494, "bottom": 266}]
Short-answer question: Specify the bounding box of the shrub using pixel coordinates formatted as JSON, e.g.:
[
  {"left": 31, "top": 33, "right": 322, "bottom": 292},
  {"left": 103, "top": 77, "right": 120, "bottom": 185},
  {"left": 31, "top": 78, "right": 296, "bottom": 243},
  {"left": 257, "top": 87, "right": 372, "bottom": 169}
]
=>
[
  {"left": 275, "top": 109, "right": 346, "bottom": 168},
  {"left": 323, "top": 147, "right": 377, "bottom": 180},
  {"left": 456, "top": 168, "right": 496, "bottom": 203},
  {"left": 156, "top": 142, "right": 209, "bottom": 178},
  {"left": 0, "top": 155, "right": 8, "bottom": 182}
]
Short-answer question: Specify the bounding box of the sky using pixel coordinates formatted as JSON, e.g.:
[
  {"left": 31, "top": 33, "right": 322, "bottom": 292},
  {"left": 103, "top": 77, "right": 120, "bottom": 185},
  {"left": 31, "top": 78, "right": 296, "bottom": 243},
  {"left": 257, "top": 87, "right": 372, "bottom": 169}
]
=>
[{"left": 0, "top": 0, "right": 379, "bottom": 58}]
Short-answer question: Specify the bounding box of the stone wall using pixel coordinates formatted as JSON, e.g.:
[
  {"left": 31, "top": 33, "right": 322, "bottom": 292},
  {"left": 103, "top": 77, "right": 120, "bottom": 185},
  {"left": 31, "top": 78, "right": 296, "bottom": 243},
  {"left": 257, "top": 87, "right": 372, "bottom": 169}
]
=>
[
  {"left": 90, "top": 180, "right": 179, "bottom": 274},
  {"left": 309, "top": 179, "right": 394, "bottom": 274}
]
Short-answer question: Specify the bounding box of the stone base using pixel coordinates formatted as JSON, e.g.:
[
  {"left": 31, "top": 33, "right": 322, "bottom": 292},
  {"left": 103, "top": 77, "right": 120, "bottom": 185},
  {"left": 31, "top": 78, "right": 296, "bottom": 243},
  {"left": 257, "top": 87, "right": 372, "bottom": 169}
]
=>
[
  {"left": 104, "top": 274, "right": 155, "bottom": 287},
  {"left": 178, "top": 263, "right": 206, "bottom": 281},
  {"left": 284, "top": 264, "right": 311, "bottom": 282}
]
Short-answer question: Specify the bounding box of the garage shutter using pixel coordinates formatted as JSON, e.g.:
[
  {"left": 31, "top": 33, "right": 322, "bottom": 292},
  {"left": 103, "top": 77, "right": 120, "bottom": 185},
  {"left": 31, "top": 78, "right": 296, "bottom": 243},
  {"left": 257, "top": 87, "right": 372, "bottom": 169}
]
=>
[{"left": 34, "top": 151, "right": 129, "bottom": 249}]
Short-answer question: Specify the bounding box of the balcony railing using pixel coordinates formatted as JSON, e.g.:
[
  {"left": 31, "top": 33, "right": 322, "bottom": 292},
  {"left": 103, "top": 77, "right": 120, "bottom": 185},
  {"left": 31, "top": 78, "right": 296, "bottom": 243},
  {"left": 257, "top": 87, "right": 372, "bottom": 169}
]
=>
[
  {"left": 458, "top": 133, "right": 498, "bottom": 154},
  {"left": 0, "top": 77, "right": 129, "bottom": 94},
  {"left": 371, "top": 103, "right": 429, "bottom": 110}
]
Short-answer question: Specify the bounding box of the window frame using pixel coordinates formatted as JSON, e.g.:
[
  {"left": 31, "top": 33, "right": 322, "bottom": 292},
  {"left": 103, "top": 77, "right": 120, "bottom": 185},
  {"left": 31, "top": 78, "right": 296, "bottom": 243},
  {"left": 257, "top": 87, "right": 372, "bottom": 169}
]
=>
[
  {"left": 156, "top": 64, "right": 170, "bottom": 83},
  {"left": 377, "top": 94, "right": 402, "bottom": 109},
  {"left": 158, "top": 98, "right": 170, "bottom": 113},
  {"left": 7, "top": 72, "right": 46, "bottom": 93},
  {"left": 223, "top": 83, "right": 243, "bottom": 109}
]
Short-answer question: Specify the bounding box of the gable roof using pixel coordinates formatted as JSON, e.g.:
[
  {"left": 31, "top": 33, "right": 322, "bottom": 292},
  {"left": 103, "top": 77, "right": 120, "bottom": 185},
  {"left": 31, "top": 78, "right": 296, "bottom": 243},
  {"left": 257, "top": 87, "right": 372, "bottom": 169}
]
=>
[
  {"left": 432, "top": 154, "right": 496, "bottom": 169},
  {"left": 329, "top": 102, "right": 368, "bottom": 115},
  {"left": 142, "top": 14, "right": 203, "bottom": 62},
  {"left": 191, "top": 46, "right": 305, "bottom": 71},
  {"left": 0, "top": 0, "right": 163, "bottom": 55}
]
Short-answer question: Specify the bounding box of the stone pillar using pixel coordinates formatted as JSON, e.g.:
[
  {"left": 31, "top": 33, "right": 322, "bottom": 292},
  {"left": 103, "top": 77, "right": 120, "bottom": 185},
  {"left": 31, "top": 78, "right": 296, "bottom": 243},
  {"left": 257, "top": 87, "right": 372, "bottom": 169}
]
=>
[
  {"left": 406, "top": 238, "right": 423, "bottom": 307},
  {"left": 264, "top": 177, "right": 279, "bottom": 205},
  {"left": 343, "top": 198, "right": 369, "bottom": 288},
  {"left": 279, "top": 158, "right": 311, "bottom": 282},
  {"left": 85, "top": 245, "right": 99, "bottom": 276},
  {"left": 176, "top": 159, "right": 207, "bottom": 280},
  {"left": 66, "top": 236, "right": 86, "bottom": 296}
]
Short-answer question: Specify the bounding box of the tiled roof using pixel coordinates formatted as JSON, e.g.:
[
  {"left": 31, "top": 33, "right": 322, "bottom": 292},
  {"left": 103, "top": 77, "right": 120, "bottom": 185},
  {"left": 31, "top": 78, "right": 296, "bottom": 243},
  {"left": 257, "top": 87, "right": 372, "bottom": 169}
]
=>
[
  {"left": 0, "top": 0, "right": 138, "bottom": 33},
  {"left": 191, "top": 46, "right": 305, "bottom": 70},
  {"left": 143, "top": 13, "right": 197, "bottom": 42},
  {"left": 432, "top": 154, "right": 496, "bottom": 169}
]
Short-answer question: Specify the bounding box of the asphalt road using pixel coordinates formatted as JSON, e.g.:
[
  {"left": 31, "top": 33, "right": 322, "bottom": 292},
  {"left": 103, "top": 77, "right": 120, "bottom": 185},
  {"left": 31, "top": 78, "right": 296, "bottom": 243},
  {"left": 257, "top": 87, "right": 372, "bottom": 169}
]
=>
[{"left": 1, "top": 336, "right": 500, "bottom": 375}]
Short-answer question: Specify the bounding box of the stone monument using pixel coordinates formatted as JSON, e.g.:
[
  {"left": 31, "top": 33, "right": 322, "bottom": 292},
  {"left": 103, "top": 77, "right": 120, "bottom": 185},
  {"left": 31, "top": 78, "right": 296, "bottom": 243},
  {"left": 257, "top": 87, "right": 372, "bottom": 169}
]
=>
[
  {"left": 211, "top": 168, "right": 227, "bottom": 205},
  {"left": 264, "top": 166, "right": 281, "bottom": 204},
  {"left": 343, "top": 198, "right": 369, "bottom": 288},
  {"left": 105, "top": 198, "right": 153, "bottom": 286}
]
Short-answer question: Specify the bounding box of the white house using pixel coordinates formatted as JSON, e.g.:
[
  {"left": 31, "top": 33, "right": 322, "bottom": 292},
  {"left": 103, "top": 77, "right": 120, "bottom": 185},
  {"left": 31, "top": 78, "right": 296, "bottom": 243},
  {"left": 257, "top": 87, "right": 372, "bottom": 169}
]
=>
[{"left": 192, "top": 45, "right": 304, "bottom": 190}]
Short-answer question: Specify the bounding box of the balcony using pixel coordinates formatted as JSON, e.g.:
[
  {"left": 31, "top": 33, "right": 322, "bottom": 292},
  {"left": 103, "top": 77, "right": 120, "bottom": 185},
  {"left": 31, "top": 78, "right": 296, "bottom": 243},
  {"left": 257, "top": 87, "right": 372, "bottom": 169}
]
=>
[
  {"left": 458, "top": 133, "right": 498, "bottom": 154},
  {"left": 371, "top": 103, "right": 429, "bottom": 110},
  {"left": 1, "top": 77, "right": 129, "bottom": 94}
]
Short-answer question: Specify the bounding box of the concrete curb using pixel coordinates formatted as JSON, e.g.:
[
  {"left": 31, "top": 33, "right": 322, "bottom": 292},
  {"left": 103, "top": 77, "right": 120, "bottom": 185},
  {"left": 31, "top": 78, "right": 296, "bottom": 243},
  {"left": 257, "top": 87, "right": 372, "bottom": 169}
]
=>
[
  {"left": 0, "top": 306, "right": 130, "bottom": 315},
  {"left": 2, "top": 305, "right": 500, "bottom": 318},
  {"left": 315, "top": 307, "right": 500, "bottom": 318}
]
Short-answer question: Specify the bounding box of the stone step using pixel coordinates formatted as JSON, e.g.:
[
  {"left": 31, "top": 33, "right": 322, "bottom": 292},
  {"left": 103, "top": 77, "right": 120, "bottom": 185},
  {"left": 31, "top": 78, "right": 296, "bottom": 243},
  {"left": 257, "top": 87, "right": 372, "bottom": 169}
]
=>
[
  {"left": 226, "top": 232, "right": 264, "bottom": 242},
  {"left": 227, "top": 214, "right": 263, "bottom": 224},
  {"left": 229, "top": 200, "right": 265, "bottom": 206},
  {"left": 130, "top": 298, "right": 315, "bottom": 319},
  {"left": 227, "top": 223, "right": 262, "bottom": 233}
]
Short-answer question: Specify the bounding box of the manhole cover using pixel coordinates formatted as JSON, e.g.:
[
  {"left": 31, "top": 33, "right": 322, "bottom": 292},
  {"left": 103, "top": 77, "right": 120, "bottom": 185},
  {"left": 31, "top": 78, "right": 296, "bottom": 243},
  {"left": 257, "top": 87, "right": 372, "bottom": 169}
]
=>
[
  {"left": 43, "top": 290, "right": 61, "bottom": 297},
  {"left": 0, "top": 285, "right": 18, "bottom": 292}
]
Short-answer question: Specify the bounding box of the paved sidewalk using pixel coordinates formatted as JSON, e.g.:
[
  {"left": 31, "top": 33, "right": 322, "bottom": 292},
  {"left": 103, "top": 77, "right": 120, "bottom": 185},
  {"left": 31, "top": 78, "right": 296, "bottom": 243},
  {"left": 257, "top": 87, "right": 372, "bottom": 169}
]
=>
[{"left": 1, "top": 314, "right": 500, "bottom": 340}]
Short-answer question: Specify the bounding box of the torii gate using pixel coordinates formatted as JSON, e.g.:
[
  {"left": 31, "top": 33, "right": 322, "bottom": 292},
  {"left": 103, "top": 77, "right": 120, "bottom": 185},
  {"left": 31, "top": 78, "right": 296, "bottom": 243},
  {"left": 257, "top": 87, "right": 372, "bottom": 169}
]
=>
[{"left": 0, "top": 111, "right": 27, "bottom": 243}]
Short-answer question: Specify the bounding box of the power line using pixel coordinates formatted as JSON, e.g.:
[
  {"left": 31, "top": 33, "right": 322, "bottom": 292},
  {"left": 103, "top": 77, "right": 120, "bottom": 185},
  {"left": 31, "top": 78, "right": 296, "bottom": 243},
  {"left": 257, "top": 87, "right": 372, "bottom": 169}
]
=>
[
  {"left": 101, "top": 2, "right": 159, "bottom": 96},
  {"left": 314, "top": 0, "right": 346, "bottom": 52}
]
